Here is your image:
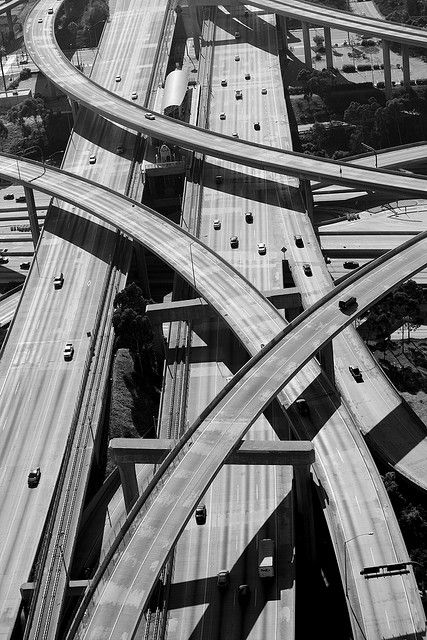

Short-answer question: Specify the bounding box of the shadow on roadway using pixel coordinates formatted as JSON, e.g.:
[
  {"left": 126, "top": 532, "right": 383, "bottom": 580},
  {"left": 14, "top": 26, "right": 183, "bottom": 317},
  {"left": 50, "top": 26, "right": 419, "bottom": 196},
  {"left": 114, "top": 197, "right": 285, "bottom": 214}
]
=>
[{"left": 167, "top": 491, "right": 294, "bottom": 640}]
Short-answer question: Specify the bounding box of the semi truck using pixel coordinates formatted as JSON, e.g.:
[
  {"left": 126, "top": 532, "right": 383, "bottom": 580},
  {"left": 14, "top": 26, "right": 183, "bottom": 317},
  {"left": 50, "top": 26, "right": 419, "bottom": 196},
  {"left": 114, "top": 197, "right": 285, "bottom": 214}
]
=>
[{"left": 258, "top": 538, "right": 274, "bottom": 578}]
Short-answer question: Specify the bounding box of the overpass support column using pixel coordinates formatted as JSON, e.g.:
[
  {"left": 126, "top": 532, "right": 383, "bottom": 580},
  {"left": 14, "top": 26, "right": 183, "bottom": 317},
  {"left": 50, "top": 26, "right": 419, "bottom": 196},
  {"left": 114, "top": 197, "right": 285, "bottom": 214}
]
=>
[
  {"left": 382, "top": 40, "right": 392, "bottom": 100},
  {"left": 6, "top": 8, "right": 14, "bottom": 40},
  {"left": 294, "top": 465, "right": 316, "bottom": 567},
  {"left": 69, "top": 99, "right": 79, "bottom": 123},
  {"left": 402, "top": 45, "right": 411, "bottom": 89},
  {"left": 24, "top": 187, "right": 40, "bottom": 247},
  {"left": 301, "top": 22, "right": 312, "bottom": 69},
  {"left": 317, "top": 341, "right": 335, "bottom": 386},
  {"left": 118, "top": 462, "right": 139, "bottom": 513},
  {"left": 324, "top": 26, "right": 333, "bottom": 69},
  {"left": 301, "top": 179, "right": 314, "bottom": 223}
]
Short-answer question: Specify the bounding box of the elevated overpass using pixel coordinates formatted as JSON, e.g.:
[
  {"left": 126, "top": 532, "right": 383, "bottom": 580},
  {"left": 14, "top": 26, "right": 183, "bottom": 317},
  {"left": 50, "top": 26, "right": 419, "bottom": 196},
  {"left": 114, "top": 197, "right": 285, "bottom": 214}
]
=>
[{"left": 68, "top": 229, "right": 427, "bottom": 640}]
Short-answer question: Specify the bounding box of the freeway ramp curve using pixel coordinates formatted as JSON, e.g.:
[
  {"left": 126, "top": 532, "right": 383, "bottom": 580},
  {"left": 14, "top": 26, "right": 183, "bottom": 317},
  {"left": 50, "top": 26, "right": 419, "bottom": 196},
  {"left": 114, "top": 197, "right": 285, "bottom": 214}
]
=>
[{"left": 68, "top": 230, "right": 427, "bottom": 640}]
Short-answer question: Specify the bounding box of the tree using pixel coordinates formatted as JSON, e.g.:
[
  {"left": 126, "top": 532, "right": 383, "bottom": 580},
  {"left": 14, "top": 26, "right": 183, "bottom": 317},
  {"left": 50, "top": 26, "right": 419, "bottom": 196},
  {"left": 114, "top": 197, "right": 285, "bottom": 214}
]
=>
[
  {"left": 0, "top": 120, "right": 8, "bottom": 150},
  {"left": 113, "top": 283, "right": 152, "bottom": 374}
]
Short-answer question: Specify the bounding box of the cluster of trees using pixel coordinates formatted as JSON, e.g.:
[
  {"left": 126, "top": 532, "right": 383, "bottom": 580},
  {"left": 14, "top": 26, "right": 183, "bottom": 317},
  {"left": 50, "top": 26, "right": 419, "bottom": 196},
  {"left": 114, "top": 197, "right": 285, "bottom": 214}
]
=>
[
  {"left": 383, "top": 471, "right": 427, "bottom": 588},
  {"left": 0, "top": 97, "right": 52, "bottom": 155},
  {"left": 112, "top": 283, "right": 155, "bottom": 376},
  {"left": 56, "top": 0, "right": 109, "bottom": 50},
  {"left": 363, "top": 280, "right": 424, "bottom": 344}
]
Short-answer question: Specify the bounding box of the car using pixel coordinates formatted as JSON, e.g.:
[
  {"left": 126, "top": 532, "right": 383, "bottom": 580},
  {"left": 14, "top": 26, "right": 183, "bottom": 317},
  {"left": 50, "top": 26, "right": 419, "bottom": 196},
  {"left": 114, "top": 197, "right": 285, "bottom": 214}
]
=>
[
  {"left": 28, "top": 467, "right": 41, "bottom": 488},
  {"left": 254, "top": 121, "right": 260, "bottom": 131},
  {"left": 245, "top": 211, "right": 253, "bottom": 223},
  {"left": 47, "top": 7, "right": 53, "bottom": 14},
  {"left": 234, "top": 55, "right": 240, "bottom": 61},
  {"left": 257, "top": 242, "right": 266, "bottom": 255},
  {"left": 213, "top": 219, "right": 221, "bottom": 230},
  {"left": 115, "top": 75, "right": 121, "bottom": 82},
  {"left": 116, "top": 145, "right": 125, "bottom": 155},
  {"left": 16, "top": 195, "right": 26, "bottom": 203},
  {"left": 38, "top": 18, "right": 43, "bottom": 23},
  {"left": 19, "top": 58, "right": 29, "bottom": 65},
  {"left": 89, "top": 155, "right": 96, "bottom": 165},
  {"left": 245, "top": 73, "right": 251, "bottom": 80},
  {"left": 343, "top": 261, "right": 359, "bottom": 269},
  {"left": 261, "top": 87, "right": 267, "bottom": 95},
  {"left": 303, "top": 263, "right": 312, "bottom": 276},
  {"left": 221, "top": 79, "right": 227, "bottom": 87},
  {"left": 324, "top": 254, "right": 331, "bottom": 264},
  {"left": 3, "top": 193, "right": 14, "bottom": 200},
  {"left": 219, "top": 112, "right": 226, "bottom": 120},
  {"left": 235, "top": 90, "right": 242, "bottom": 99},
  {"left": 294, "top": 235, "right": 304, "bottom": 248},
  {"left": 131, "top": 91, "right": 138, "bottom": 100},
  {"left": 237, "top": 584, "right": 250, "bottom": 605},
  {"left": 0, "top": 256, "right": 9, "bottom": 264},
  {"left": 232, "top": 132, "right": 239, "bottom": 138},
  {"left": 145, "top": 112, "right": 155, "bottom": 120},
  {"left": 54, "top": 272, "right": 64, "bottom": 289},
  {"left": 234, "top": 31, "right": 241, "bottom": 38},
  {"left": 195, "top": 504, "right": 207, "bottom": 524},
  {"left": 296, "top": 398, "right": 310, "bottom": 416},
  {"left": 215, "top": 175, "right": 223, "bottom": 184},
  {"left": 63, "top": 342, "right": 74, "bottom": 361},
  {"left": 349, "top": 366, "right": 363, "bottom": 382},
  {"left": 0, "top": 248, "right": 8, "bottom": 254},
  {"left": 217, "top": 570, "right": 230, "bottom": 589},
  {"left": 230, "top": 235, "right": 239, "bottom": 248},
  {"left": 20, "top": 261, "right": 30, "bottom": 270}
]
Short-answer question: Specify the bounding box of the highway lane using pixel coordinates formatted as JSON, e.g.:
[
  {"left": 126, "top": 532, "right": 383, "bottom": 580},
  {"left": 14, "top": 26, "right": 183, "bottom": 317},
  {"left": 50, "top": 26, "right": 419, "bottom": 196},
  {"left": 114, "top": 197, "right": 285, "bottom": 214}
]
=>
[
  {"left": 0, "top": 287, "right": 20, "bottom": 326},
  {"left": 69, "top": 231, "right": 427, "bottom": 640},
  {"left": 25, "top": 0, "right": 427, "bottom": 198},
  {"left": 167, "top": 9, "right": 296, "bottom": 639}
]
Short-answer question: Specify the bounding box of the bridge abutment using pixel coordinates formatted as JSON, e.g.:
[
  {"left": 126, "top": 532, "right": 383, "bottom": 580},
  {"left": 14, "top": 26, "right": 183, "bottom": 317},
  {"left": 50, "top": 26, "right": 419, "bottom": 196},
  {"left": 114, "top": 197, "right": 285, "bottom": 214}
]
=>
[{"left": 24, "top": 187, "right": 40, "bottom": 247}]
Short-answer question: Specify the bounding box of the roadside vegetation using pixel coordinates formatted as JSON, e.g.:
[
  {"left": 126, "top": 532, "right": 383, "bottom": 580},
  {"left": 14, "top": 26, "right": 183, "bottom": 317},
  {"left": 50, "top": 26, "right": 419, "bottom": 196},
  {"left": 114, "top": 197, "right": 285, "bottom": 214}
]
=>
[
  {"left": 56, "top": 0, "right": 109, "bottom": 50},
  {"left": 108, "top": 283, "right": 162, "bottom": 474}
]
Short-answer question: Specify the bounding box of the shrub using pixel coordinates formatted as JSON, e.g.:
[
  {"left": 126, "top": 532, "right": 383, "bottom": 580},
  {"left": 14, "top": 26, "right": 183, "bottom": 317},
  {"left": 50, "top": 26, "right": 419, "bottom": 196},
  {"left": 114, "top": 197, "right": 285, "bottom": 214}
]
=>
[
  {"left": 357, "top": 64, "right": 372, "bottom": 71},
  {"left": 19, "top": 68, "right": 31, "bottom": 81},
  {"left": 342, "top": 64, "right": 356, "bottom": 73}
]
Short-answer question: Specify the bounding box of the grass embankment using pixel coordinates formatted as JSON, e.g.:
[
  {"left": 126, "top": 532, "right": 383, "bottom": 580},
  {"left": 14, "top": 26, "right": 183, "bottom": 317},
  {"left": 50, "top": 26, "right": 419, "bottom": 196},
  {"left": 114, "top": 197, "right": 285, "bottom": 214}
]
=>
[{"left": 107, "top": 348, "right": 158, "bottom": 475}]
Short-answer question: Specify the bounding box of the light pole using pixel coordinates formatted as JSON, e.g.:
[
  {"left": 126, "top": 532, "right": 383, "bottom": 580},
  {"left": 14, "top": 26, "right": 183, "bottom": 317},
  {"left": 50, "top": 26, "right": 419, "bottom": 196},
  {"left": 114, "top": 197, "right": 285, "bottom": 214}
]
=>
[
  {"left": 344, "top": 531, "right": 374, "bottom": 597},
  {"left": 20, "top": 145, "right": 46, "bottom": 178},
  {"left": 87, "top": 20, "right": 106, "bottom": 48},
  {"left": 360, "top": 142, "right": 377, "bottom": 168}
]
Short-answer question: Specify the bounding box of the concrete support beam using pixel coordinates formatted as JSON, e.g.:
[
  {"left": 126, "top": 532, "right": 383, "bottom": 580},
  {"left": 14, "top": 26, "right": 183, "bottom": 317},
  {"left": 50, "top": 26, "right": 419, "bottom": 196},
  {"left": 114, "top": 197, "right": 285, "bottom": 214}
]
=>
[
  {"left": 178, "top": 5, "right": 201, "bottom": 59},
  {"left": 302, "top": 22, "right": 312, "bottom": 69},
  {"left": 301, "top": 179, "right": 314, "bottom": 223},
  {"left": 146, "top": 288, "right": 302, "bottom": 324},
  {"left": 382, "top": 40, "right": 392, "bottom": 100},
  {"left": 6, "top": 8, "right": 14, "bottom": 39},
  {"left": 110, "top": 438, "right": 315, "bottom": 466},
  {"left": 402, "top": 45, "right": 411, "bottom": 89},
  {"left": 317, "top": 341, "right": 335, "bottom": 386},
  {"left": 20, "top": 580, "right": 89, "bottom": 603},
  {"left": 118, "top": 461, "right": 139, "bottom": 513},
  {"left": 294, "top": 465, "right": 316, "bottom": 568},
  {"left": 69, "top": 98, "right": 79, "bottom": 122},
  {"left": 324, "top": 26, "right": 333, "bottom": 69},
  {"left": 24, "top": 187, "right": 40, "bottom": 247}
]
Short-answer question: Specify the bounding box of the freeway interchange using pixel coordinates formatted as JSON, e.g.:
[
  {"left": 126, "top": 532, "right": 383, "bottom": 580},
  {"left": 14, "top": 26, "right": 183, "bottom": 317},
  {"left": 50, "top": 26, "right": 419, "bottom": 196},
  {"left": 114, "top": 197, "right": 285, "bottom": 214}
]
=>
[{"left": 0, "top": 0, "right": 425, "bottom": 639}]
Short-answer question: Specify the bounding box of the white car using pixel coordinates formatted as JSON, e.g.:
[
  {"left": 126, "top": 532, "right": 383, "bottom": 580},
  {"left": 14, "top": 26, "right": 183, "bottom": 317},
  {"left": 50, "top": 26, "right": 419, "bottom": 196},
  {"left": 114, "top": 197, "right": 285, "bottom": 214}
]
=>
[
  {"left": 89, "top": 155, "right": 96, "bottom": 165},
  {"left": 115, "top": 75, "right": 121, "bottom": 82},
  {"left": 219, "top": 112, "right": 226, "bottom": 120},
  {"left": 257, "top": 242, "right": 266, "bottom": 255},
  {"left": 131, "top": 92, "right": 138, "bottom": 100},
  {"left": 145, "top": 112, "right": 155, "bottom": 120},
  {"left": 213, "top": 219, "right": 221, "bottom": 230},
  {"left": 63, "top": 343, "right": 74, "bottom": 361}
]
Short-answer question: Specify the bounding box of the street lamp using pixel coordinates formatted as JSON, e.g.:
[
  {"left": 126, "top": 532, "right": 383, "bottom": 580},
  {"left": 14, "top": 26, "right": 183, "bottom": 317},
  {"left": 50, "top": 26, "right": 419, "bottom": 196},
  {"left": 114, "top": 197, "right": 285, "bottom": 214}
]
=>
[
  {"left": 16, "top": 145, "right": 46, "bottom": 182},
  {"left": 360, "top": 142, "right": 378, "bottom": 168},
  {"left": 344, "top": 531, "right": 374, "bottom": 597},
  {"left": 86, "top": 20, "right": 106, "bottom": 48}
]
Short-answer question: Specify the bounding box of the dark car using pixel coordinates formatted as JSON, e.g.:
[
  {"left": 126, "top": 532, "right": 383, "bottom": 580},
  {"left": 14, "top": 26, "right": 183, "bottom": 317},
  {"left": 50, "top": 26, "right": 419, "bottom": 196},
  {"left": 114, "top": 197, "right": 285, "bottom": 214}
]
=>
[
  {"left": 237, "top": 584, "right": 250, "bottom": 605},
  {"left": 253, "top": 121, "right": 260, "bottom": 131},
  {"left": 349, "top": 366, "right": 363, "bottom": 382},
  {"left": 0, "top": 256, "right": 9, "bottom": 265},
  {"left": 343, "top": 261, "right": 360, "bottom": 269},
  {"left": 28, "top": 467, "right": 41, "bottom": 488},
  {"left": 245, "top": 211, "right": 253, "bottom": 223},
  {"left": 3, "top": 193, "right": 14, "bottom": 200},
  {"left": 215, "top": 175, "right": 223, "bottom": 185},
  {"left": 54, "top": 272, "right": 64, "bottom": 289},
  {"left": 303, "top": 263, "right": 312, "bottom": 277},
  {"left": 20, "top": 261, "right": 30, "bottom": 270},
  {"left": 235, "top": 90, "right": 243, "bottom": 100},
  {"left": 16, "top": 195, "right": 26, "bottom": 203},
  {"left": 294, "top": 235, "right": 304, "bottom": 248},
  {"left": 217, "top": 570, "right": 230, "bottom": 589},
  {"left": 230, "top": 235, "right": 239, "bottom": 248},
  {"left": 296, "top": 398, "right": 310, "bottom": 416},
  {"left": 195, "top": 504, "right": 207, "bottom": 525}
]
